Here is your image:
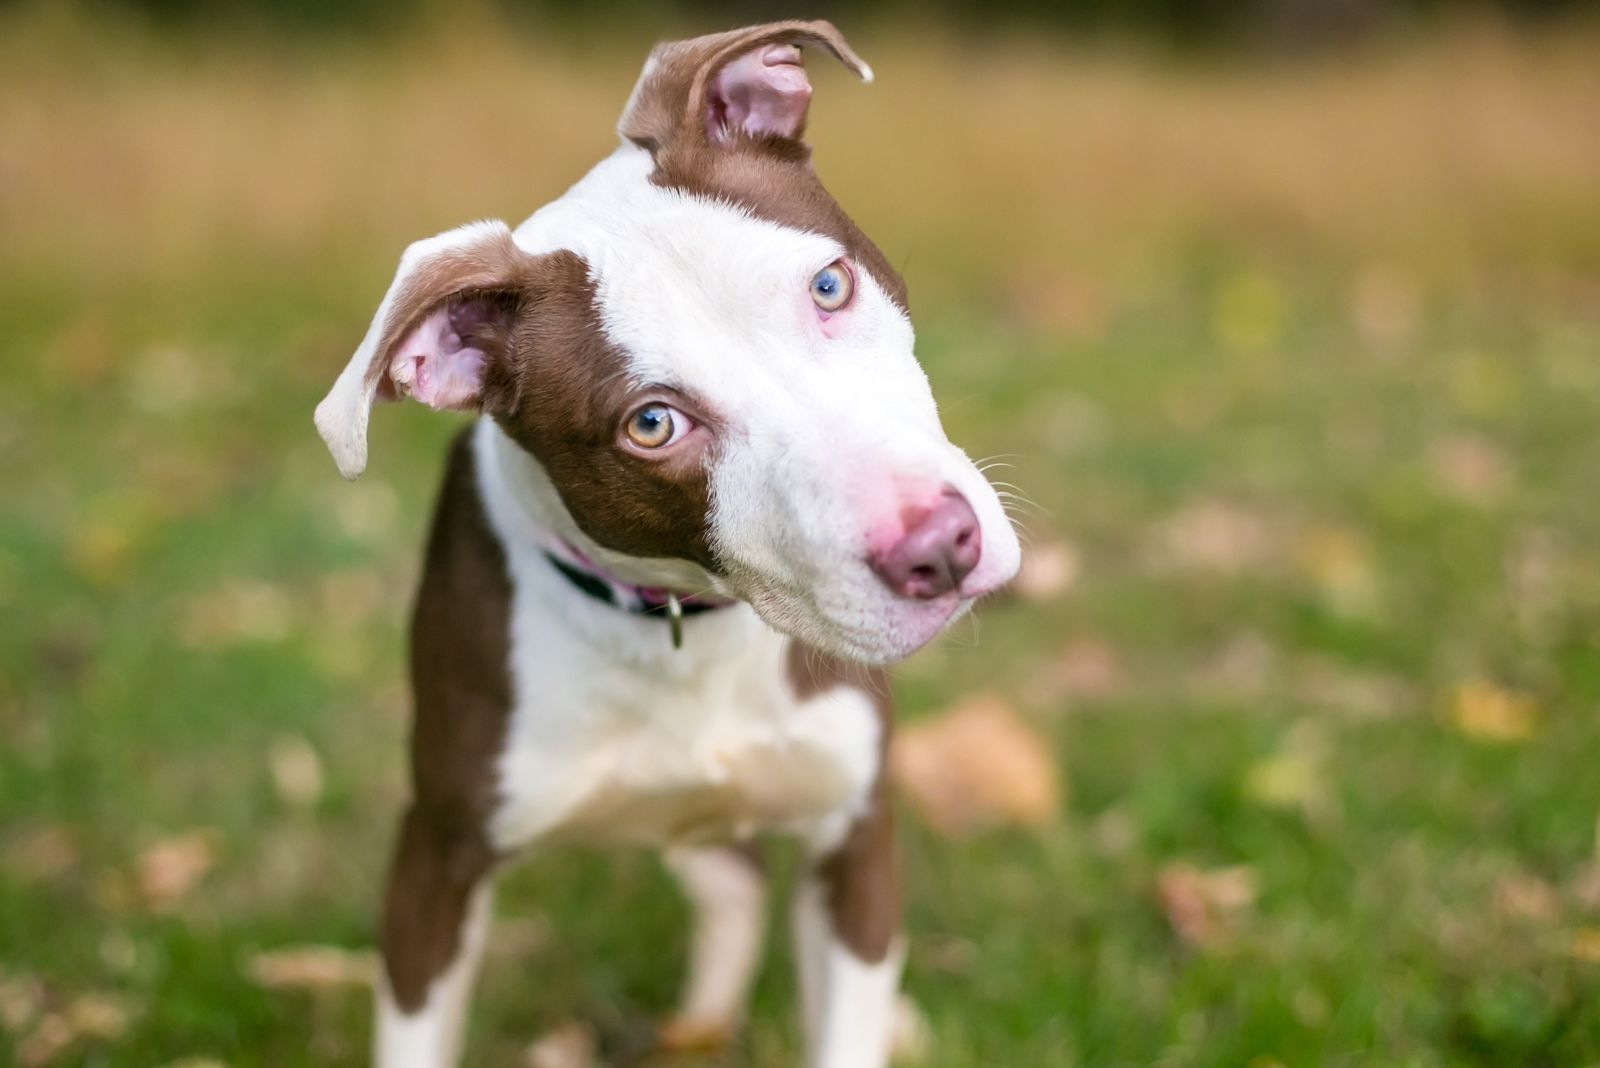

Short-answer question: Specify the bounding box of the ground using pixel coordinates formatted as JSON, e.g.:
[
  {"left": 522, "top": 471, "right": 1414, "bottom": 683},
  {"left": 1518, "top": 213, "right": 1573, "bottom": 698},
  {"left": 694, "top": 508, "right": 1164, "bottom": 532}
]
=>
[{"left": 2, "top": 11, "right": 1600, "bottom": 1067}]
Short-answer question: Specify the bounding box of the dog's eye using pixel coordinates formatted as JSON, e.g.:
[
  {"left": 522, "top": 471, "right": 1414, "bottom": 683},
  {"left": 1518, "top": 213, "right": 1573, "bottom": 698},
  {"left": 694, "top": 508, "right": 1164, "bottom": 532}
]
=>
[
  {"left": 810, "top": 261, "right": 854, "bottom": 312},
  {"left": 624, "top": 403, "right": 691, "bottom": 450}
]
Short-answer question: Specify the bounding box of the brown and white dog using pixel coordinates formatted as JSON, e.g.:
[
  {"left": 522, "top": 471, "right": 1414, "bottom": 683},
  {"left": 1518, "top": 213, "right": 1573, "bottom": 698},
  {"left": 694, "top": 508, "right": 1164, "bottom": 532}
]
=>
[{"left": 314, "top": 21, "right": 1021, "bottom": 1068}]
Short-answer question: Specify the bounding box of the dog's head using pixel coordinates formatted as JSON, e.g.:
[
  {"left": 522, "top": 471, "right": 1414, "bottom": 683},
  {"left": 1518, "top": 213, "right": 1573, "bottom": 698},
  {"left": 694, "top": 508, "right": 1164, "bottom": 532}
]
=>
[{"left": 316, "top": 21, "right": 1021, "bottom": 664}]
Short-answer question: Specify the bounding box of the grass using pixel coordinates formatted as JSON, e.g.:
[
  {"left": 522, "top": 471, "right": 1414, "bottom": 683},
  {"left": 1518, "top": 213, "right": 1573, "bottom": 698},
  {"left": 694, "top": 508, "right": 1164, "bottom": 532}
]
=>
[{"left": 3, "top": 9, "right": 1600, "bottom": 1067}]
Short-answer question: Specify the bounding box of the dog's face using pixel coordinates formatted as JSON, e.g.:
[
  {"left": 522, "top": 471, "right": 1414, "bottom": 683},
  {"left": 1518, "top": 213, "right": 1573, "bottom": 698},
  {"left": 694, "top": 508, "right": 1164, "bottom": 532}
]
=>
[{"left": 316, "top": 21, "right": 1021, "bottom": 664}]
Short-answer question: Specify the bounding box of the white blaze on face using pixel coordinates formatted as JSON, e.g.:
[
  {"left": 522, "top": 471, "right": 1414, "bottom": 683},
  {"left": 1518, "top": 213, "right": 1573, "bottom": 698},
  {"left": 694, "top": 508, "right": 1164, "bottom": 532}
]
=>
[{"left": 514, "top": 147, "right": 1021, "bottom": 663}]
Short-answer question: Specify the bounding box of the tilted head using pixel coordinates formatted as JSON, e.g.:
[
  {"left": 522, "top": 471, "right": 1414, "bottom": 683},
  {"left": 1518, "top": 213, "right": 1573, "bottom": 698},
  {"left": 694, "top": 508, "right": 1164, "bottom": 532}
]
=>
[{"left": 316, "top": 20, "right": 1021, "bottom": 664}]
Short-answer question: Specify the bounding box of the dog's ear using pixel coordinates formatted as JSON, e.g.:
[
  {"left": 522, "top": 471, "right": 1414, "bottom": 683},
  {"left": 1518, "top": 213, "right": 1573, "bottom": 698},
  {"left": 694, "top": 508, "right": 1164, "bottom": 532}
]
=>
[
  {"left": 314, "top": 220, "right": 544, "bottom": 479},
  {"left": 619, "top": 20, "right": 872, "bottom": 154}
]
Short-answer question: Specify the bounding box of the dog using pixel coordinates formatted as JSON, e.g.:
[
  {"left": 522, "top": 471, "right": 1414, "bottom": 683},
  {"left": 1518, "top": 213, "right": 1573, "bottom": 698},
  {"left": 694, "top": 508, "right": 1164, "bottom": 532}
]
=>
[{"left": 314, "top": 20, "right": 1021, "bottom": 1067}]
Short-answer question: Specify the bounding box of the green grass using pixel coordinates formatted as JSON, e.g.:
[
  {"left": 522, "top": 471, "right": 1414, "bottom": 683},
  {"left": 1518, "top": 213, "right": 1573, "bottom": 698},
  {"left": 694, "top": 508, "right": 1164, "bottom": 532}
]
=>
[{"left": 3, "top": 13, "right": 1600, "bottom": 1068}]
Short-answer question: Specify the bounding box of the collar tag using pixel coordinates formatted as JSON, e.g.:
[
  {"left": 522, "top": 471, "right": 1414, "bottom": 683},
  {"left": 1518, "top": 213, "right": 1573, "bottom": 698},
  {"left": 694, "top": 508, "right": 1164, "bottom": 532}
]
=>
[{"left": 666, "top": 592, "right": 684, "bottom": 650}]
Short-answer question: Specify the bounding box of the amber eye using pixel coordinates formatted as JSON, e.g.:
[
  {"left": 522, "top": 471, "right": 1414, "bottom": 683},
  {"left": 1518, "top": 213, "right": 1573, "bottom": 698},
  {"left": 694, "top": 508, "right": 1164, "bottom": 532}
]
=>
[
  {"left": 625, "top": 403, "right": 683, "bottom": 449},
  {"left": 810, "top": 260, "right": 854, "bottom": 312}
]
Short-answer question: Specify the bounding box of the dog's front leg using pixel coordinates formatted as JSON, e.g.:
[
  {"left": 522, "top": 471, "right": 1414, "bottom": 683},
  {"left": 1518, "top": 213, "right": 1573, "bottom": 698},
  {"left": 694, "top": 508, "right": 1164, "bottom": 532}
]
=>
[
  {"left": 374, "top": 805, "right": 497, "bottom": 1068},
  {"left": 793, "top": 789, "right": 904, "bottom": 1068}
]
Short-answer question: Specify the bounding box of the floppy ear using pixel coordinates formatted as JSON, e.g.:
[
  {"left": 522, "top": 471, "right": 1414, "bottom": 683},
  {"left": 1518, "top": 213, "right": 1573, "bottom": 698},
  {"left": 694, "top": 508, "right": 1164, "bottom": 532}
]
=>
[
  {"left": 618, "top": 20, "right": 872, "bottom": 153},
  {"left": 314, "top": 220, "right": 543, "bottom": 479}
]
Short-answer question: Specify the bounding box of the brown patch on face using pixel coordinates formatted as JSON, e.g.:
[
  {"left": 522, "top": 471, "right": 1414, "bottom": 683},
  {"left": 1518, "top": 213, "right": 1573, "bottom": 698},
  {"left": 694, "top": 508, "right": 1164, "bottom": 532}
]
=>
[
  {"left": 786, "top": 641, "right": 901, "bottom": 963},
  {"left": 383, "top": 428, "right": 511, "bottom": 1011},
  {"left": 493, "top": 251, "right": 717, "bottom": 568}
]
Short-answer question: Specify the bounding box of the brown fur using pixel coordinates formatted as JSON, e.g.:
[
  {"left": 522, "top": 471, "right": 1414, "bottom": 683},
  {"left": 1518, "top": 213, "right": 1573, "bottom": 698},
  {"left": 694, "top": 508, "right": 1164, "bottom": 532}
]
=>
[
  {"left": 494, "top": 251, "right": 718, "bottom": 568},
  {"left": 383, "top": 429, "right": 512, "bottom": 1011},
  {"left": 786, "top": 641, "right": 901, "bottom": 964}
]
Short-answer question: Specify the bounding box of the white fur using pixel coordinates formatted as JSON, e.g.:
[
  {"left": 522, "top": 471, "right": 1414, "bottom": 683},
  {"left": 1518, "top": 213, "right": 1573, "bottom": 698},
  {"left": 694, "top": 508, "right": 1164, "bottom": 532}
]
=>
[
  {"left": 345, "top": 89, "right": 1018, "bottom": 1068},
  {"left": 793, "top": 877, "right": 905, "bottom": 1068},
  {"left": 509, "top": 145, "right": 1021, "bottom": 663},
  {"left": 477, "top": 419, "right": 884, "bottom": 851},
  {"left": 663, "top": 846, "right": 768, "bottom": 1035}
]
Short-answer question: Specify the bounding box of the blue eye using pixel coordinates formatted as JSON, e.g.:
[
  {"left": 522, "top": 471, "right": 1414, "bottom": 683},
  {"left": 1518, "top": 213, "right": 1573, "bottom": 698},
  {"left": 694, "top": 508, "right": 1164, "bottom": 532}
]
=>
[{"left": 810, "top": 260, "right": 854, "bottom": 312}]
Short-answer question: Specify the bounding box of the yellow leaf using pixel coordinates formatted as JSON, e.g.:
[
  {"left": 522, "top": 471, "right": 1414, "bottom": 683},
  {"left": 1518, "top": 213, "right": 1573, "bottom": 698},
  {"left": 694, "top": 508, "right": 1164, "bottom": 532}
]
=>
[
  {"left": 1449, "top": 681, "right": 1539, "bottom": 743},
  {"left": 1568, "top": 928, "right": 1600, "bottom": 963}
]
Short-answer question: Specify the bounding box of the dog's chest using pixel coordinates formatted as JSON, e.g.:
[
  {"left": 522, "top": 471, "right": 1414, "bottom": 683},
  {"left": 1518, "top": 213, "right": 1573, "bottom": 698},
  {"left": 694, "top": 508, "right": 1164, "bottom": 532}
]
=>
[{"left": 485, "top": 590, "right": 883, "bottom": 852}]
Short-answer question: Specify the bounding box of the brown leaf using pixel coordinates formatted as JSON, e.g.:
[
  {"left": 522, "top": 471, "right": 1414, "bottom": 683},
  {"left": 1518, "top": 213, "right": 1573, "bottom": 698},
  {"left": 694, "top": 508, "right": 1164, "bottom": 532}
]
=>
[
  {"left": 1012, "top": 541, "right": 1079, "bottom": 601},
  {"left": 1494, "top": 873, "right": 1561, "bottom": 923},
  {"left": 3, "top": 826, "right": 78, "bottom": 884},
  {"left": 1152, "top": 500, "right": 1274, "bottom": 575},
  {"left": 525, "top": 1021, "right": 599, "bottom": 1068},
  {"left": 1428, "top": 434, "right": 1512, "bottom": 505},
  {"left": 137, "top": 831, "right": 217, "bottom": 911},
  {"left": 244, "top": 945, "right": 375, "bottom": 991},
  {"left": 18, "top": 1012, "right": 73, "bottom": 1068},
  {"left": 0, "top": 968, "right": 45, "bottom": 1034},
  {"left": 65, "top": 992, "right": 134, "bottom": 1041},
  {"left": 891, "top": 694, "right": 1060, "bottom": 836},
  {"left": 1157, "top": 863, "right": 1258, "bottom": 950},
  {"left": 1042, "top": 638, "right": 1123, "bottom": 701}
]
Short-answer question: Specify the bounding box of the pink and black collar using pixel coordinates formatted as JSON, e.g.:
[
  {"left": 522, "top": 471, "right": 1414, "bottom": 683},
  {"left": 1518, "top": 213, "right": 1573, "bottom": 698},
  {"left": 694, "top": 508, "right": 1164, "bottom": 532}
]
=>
[{"left": 540, "top": 537, "right": 736, "bottom": 648}]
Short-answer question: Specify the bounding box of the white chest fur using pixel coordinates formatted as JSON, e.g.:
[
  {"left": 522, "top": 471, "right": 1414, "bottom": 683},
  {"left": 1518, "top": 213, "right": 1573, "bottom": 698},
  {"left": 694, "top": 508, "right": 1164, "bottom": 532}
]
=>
[{"left": 472, "top": 421, "right": 883, "bottom": 853}]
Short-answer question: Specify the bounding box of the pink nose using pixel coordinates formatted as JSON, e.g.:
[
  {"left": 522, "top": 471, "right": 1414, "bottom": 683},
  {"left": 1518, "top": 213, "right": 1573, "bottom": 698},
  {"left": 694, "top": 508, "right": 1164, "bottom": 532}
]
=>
[{"left": 870, "top": 488, "right": 982, "bottom": 599}]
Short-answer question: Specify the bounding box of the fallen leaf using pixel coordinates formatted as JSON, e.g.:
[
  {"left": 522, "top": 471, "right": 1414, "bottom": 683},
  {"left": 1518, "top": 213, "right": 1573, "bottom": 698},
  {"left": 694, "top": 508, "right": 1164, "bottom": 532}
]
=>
[
  {"left": 161, "top": 1060, "right": 230, "bottom": 1068},
  {"left": 0, "top": 968, "right": 44, "bottom": 1034},
  {"left": 1350, "top": 262, "right": 1420, "bottom": 350},
  {"left": 1495, "top": 873, "right": 1561, "bottom": 923},
  {"left": 1157, "top": 863, "right": 1257, "bottom": 950},
  {"left": 1197, "top": 632, "right": 1277, "bottom": 698},
  {"left": 1294, "top": 524, "right": 1379, "bottom": 618},
  {"left": 1448, "top": 681, "right": 1540, "bottom": 743},
  {"left": 525, "top": 1021, "right": 598, "bottom": 1068},
  {"left": 244, "top": 945, "right": 375, "bottom": 991},
  {"left": 267, "top": 735, "right": 324, "bottom": 808},
  {"left": 137, "top": 831, "right": 217, "bottom": 911},
  {"left": 178, "top": 582, "right": 294, "bottom": 649},
  {"left": 891, "top": 694, "right": 1060, "bottom": 836},
  {"left": 1568, "top": 928, "right": 1600, "bottom": 963},
  {"left": 65, "top": 992, "right": 134, "bottom": 1041},
  {"left": 1429, "top": 435, "right": 1512, "bottom": 505},
  {"left": 3, "top": 826, "right": 78, "bottom": 884},
  {"left": 1012, "top": 541, "right": 1079, "bottom": 600},
  {"left": 1045, "top": 637, "right": 1123, "bottom": 700},
  {"left": 1242, "top": 752, "right": 1322, "bottom": 812},
  {"left": 1153, "top": 500, "right": 1274, "bottom": 575},
  {"left": 18, "top": 1012, "right": 72, "bottom": 1068}
]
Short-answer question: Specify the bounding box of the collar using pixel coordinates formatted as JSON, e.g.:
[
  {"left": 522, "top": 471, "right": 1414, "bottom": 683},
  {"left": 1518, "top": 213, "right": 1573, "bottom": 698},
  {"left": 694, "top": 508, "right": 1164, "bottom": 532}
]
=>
[{"left": 539, "top": 537, "right": 736, "bottom": 650}]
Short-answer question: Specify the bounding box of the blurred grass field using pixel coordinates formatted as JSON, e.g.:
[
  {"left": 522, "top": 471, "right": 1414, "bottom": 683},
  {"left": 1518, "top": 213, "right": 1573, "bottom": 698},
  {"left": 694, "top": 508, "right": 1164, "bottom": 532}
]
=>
[{"left": 4, "top": 6, "right": 1600, "bottom": 1066}]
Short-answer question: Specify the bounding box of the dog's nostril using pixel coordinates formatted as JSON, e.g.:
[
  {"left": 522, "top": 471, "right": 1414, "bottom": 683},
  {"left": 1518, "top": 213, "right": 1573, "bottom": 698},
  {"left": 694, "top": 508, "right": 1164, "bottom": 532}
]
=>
[{"left": 869, "top": 487, "right": 982, "bottom": 600}]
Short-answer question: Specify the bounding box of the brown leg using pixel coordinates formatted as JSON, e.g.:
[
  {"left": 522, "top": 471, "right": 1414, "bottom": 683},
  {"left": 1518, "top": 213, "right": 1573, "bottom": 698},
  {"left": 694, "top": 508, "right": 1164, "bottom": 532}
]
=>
[{"left": 375, "top": 805, "right": 496, "bottom": 1068}]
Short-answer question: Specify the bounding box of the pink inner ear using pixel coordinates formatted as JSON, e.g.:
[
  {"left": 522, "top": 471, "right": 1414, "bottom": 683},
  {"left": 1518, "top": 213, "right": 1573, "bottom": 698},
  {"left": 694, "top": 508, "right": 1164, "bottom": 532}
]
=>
[
  {"left": 707, "top": 44, "right": 813, "bottom": 143},
  {"left": 386, "top": 304, "right": 488, "bottom": 411}
]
